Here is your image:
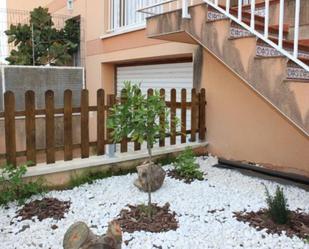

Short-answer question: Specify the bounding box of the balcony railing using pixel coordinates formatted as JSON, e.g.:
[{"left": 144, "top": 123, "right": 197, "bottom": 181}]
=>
[
  {"left": 138, "top": 0, "right": 308, "bottom": 72},
  {"left": 107, "top": 0, "right": 163, "bottom": 33}
]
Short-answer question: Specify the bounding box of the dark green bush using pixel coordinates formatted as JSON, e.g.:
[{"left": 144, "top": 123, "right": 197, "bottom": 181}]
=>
[
  {"left": 265, "top": 185, "right": 290, "bottom": 224},
  {"left": 0, "top": 164, "right": 46, "bottom": 206},
  {"left": 173, "top": 147, "right": 204, "bottom": 181}
]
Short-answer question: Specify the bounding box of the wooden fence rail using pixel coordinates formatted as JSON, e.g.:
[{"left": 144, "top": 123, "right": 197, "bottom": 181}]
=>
[{"left": 0, "top": 88, "right": 206, "bottom": 166}]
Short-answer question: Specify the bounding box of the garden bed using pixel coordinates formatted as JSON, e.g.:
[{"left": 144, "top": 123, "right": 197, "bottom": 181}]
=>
[{"left": 0, "top": 156, "right": 308, "bottom": 249}]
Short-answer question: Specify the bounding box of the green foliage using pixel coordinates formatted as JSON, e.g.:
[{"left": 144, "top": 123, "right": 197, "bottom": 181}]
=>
[
  {"left": 5, "top": 7, "right": 80, "bottom": 66},
  {"left": 173, "top": 147, "right": 204, "bottom": 181},
  {"left": 304, "top": 236, "right": 309, "bottom": 244},
  {"left": 107, "top": 82, "right": 170, "bottom": 159},
  {"left": 155, "top": 155, "right": 177, "bottom": 166},
  {"left": 68, "top": 168, "right": 137, "bottom": 189},
  {"left": 0, "top": 164, "right": 46, "bottom": 206},
  {"left": 265, "top": 185, "right": 290, "bottom": 224}
]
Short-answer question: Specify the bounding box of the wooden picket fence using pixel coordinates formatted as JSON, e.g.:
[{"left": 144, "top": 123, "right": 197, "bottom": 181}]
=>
[{"left": 0, "top": 88, "right": 206, "bottom": 166}]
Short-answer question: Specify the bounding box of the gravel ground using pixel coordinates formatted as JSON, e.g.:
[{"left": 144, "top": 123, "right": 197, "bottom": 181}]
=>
[{"left": 0, "top": 156, "right": 308, "bottom": 249}]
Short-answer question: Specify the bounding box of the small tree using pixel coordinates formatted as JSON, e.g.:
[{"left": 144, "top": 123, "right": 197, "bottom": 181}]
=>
[
  {"left": 107, "top": 82, "right": 170, "bottom": 212},
  {"left": 5, "top": 7, "right": 80, "bottom": 66}
]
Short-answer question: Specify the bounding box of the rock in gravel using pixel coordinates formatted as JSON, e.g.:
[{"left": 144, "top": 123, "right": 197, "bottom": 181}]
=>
[
  {"left": 134, "top": 162, "right": 165, "bottom": 192},
  {"left": 63, "top": 221, "right": 122, "bottom": 249}
]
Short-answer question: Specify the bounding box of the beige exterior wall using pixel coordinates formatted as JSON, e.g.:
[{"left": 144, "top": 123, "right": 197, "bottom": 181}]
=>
[{"left": 201, "top": 50, "right": 309, "bottom": 177}]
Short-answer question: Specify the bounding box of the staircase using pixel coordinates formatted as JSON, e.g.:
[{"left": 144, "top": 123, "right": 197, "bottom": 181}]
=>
[{"left": 144, "top": 0, "right": 309, "bottom": 136}]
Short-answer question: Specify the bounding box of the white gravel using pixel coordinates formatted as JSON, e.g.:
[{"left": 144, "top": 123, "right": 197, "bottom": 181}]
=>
[{"left": 1, "top": 156, "right": 309, "bottom": 249}]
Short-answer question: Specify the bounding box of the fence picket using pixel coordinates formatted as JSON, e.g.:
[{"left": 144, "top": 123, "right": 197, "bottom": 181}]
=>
[
  {"left": 191, "top": 89, "right": 197, "bottom": 142},
  {"left": 97, "top": 89, "right": 105, "bottom": 155},
  {"left": 159, "top": 88, "right": 165, "bottom": 147},
  {"left": 199, "top": 88, "right": 206, "bottom": 141},
  {"left": 25, "top": 91, "right": 36, "bottom": 165},
  {"left": 181, "top": 89, "right": 187, "bottom": 144},
  {"left": 4, "top": 91, "right": 16, "bottom": 166},
  {"left": 45, "top": 90, "right": 55, "bottom": 164},
  {"left": 64, "top": 90, "right": 73, "bottom": 161},
  {"left": 170, "top": 89, "right": 176, "bottom": 145},
  {"left": 81, "top": 89, "right": 89, "bottom": 158}
]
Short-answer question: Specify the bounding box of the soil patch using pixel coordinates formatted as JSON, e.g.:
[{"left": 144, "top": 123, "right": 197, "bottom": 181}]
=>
[
  {"left": 167, "top": 169, "right": 205, "bottom": 184},
  {"left": 114, "top": 203, "right": 178, "bottom": 233},
  {"left": 234, "top": 209, "right": 309, "bottom": 239},
  {"left": 16, "top": 198, "right": 71, "bottom": 221}
]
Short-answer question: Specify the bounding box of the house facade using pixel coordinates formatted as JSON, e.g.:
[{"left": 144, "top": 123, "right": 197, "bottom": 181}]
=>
[{"left": 4, "top": 0, "right": 309, "bottom": 177}]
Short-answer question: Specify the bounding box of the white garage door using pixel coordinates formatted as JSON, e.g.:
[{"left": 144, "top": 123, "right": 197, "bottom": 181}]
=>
[{"left": 117, "top": 62, "right": 193, "bottom": 129}]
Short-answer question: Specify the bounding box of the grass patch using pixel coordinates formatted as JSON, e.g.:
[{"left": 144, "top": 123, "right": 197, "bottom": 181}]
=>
[{"left": 68, "top": 167, "right": 137, "bottom": 189}]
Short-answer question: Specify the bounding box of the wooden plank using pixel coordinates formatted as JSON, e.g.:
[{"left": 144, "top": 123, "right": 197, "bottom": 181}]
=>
[
  {"left": 120, "top": 89, "right": 128, "bottom": 153},
  {"left": 97, "top": 89, "right": 105, "bottom": 155},
  {"left": 4, "top": 91, "right": 16, "bottom": 166},
  {"left": 45, "top": 90, "right": 55, "bottom": 164},
  {"left": 159, "top": 88, "right": 165, "bottom": 147},
  {"left": 190, "top": 89, "right": 197, "bottom": 142},
  {"left": 181, "top": 88, "right": 187, "bottom": 144},
  {"left": 81, "top": 89, "right": 89, "bottom": 158},
  {"left": 170, "top": 88, "right": 176, "bottom": 145},
  {"left": 64, "top": 90, "right": 73, "bottom": 161},
  {"left": 25, "top": 90, "right": 36, "bottom": 165},
  {"left": 199, "top": 88, "right": 206, "bottom": 141}
]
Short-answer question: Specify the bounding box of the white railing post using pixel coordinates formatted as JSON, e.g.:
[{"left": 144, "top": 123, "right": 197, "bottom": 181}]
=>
[
  {"left": 293, "top": 0, "right": 300, "bottom": 58},
  {"left": 238, "top": 0, "right": 242, "bottom": 21},
  {"left": 278, "top": 0, "right": 284, "bottom": 49},
  {"left": 250, "top": 0, "right": 255, "bottom": 30},
  {"left": 264, "top": 0, "right": 269, "bottom": 38},
  {"left": 226, "top": 0, "right": 230, "bottom": 14},
  {"left": 182, "top": 0, "right": 191, "bottom": 18}
]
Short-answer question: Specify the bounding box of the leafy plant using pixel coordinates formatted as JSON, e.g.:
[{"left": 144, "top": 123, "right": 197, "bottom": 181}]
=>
[
  {"left": 265, "top": 185, "right": 290, "bottom": 224},
  {"left": 5, "top": 7, "right": 80, "bottom": 66},
  {"left": 0, "top": 164, "right": 46, "bottom": 206},
  {"left": 107, "top": 82, "right": 172, "bottom": 215},
  {"left": 173, "top": 147, "right": 204, "bottom": 181}
]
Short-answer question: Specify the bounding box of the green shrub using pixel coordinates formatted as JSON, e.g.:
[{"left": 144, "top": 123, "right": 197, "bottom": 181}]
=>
[
  {"left": 0, "top": 164, "right": 46, "bottom": 206},
  {"left": 265, "top": 185, "right": 290, "bottom": 224},
  {"left": 155, "top": 155, "right": 177, "bottom": 166},
  {"left": 173, "top": 147, "right": 204, "bottom": 181}
]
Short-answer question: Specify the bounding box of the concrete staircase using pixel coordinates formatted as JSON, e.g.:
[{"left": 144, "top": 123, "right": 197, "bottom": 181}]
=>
[{"left": 146, "top": 2, "right": 309, "bottom": 136}]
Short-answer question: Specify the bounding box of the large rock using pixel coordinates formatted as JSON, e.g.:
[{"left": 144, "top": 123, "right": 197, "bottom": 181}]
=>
[
  {"left": 63, "top": 221, "right": 122, "bottom": 249},
  {"left": 134, "top": 162, "right": 166, "bottom": 192}
]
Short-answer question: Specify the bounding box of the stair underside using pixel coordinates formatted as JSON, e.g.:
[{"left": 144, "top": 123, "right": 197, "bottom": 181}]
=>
[{"left": 146, "top": 3, "right": 309, "bottom": 136}]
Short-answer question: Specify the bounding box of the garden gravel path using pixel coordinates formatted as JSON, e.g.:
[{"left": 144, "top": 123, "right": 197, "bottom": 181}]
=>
[{"left": 0, "top": 156, "right": 308, "bottom": 249}]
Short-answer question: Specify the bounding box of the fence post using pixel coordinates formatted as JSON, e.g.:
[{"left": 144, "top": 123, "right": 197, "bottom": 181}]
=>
[
  {"left": 181, "top": 88, "right": 187, "bottom": 143},
  {"left": 120, "top": 89, "right": 128, "bottom": 153},
  {"left": 170, "top": 89, "right": 176, "bottom": 145},
  {"left": 97, "top": 89, "right": 105, "bottom": 155},
  {"left": 147, "top": 88, "right": 154, "bottom": 149},
  {"left": 190, "top": 88, "right": 197, "bottom": 142},
  {"left": 81, "top": 89, "right": 89, "bottom": 158},
  {"left": 159, "top": 88, "right": 165, "bottom": 147},
  {"left": 198, "top": 88, "right": 206, "bottom": 141},
  {"left": 134, "top": 88, "right": 141, "bottom": 151},
  {"left": 25, "top": 90, "right": 36, "bottom": 165},
  {"left": 4, "top": 91, "right": 16, "bottom": 166},
  {"left": 45, "top": 90, "right": 55, "bottom": 164},
  {"left": 64, "top": 90, "right": 73, "bottom": 161}
]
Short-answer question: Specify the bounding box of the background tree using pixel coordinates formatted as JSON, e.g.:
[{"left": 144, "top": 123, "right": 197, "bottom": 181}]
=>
[
  {"left": 5, "top": 7, "right": 80, "bottom": 66},
  {"left": 107, "top": 82, "right": 172, "bottom": 215}
]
